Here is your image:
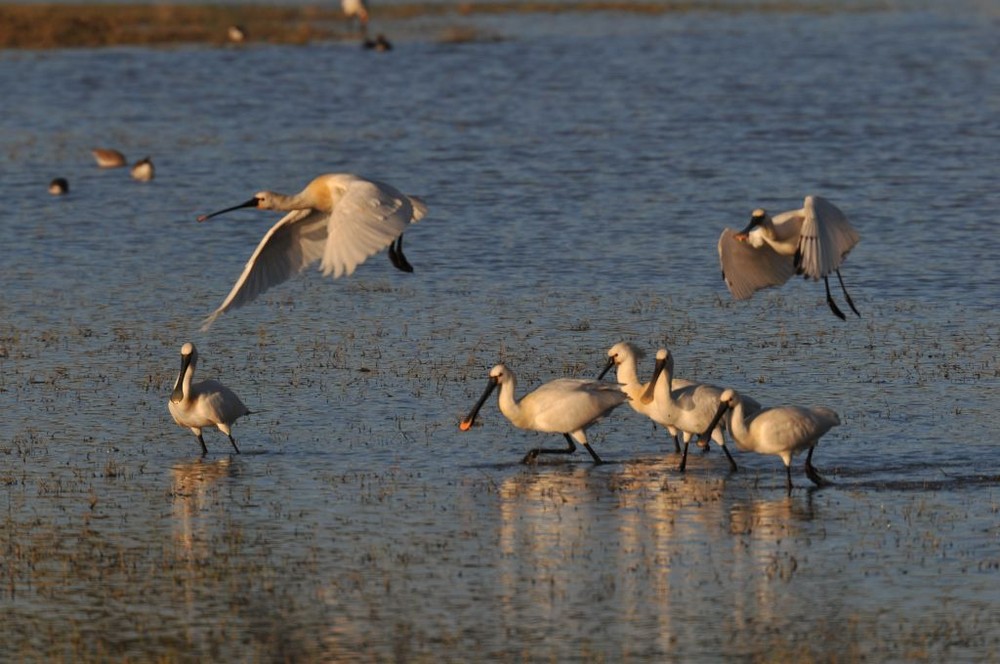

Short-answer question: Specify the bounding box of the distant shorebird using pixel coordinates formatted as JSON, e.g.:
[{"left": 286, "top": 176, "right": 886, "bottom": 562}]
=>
[
  {"left": 718, "top": 195, "right": 860, "bottom": 319},
  {"left": 131, "top": 157, "right": 154, "bottom": 182},
  {"left": 699, "top": 388, "right": 839, "bottom": 493},
  {"left": 91, "top": 148, "right": 126, "bottom": 168},
  {"left": 48, "top": 177, "right": 69, "bottom": 195},
  {"left": 227, "top": 25, "right": 247, "bottom": 43},
  {"left": 196, "top": 173, "right": 426, "bottom": 329},
  {"left": 363, "top": 34, "right": 392, "bottom": 51},
  {"left": 168, "top": 342, "right": 250, "bottom": 455},
  {"left": 341, "top": 0, "right": 369, "bottom": 29},
  {"left": 460, "top": 363, "right": 628, "bottom": 464}
]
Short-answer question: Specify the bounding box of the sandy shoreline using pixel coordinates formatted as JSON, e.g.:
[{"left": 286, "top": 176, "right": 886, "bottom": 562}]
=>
[{"left": 1, "top": 1, "right": 884, "bottom": 49}]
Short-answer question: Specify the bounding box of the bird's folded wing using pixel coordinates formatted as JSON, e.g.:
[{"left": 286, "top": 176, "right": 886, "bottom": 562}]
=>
[
  {"left": 201, "top": 209, "right": 327, "bottom": 330},
  {"left": 321, "top": 180, "right": 415, "bottom": 278},
  {"left": 718, "top": 228, "right": 796, "bottom": 299},
  {"left": 797, "top": 196, "right": 860, "bottom": 279}
]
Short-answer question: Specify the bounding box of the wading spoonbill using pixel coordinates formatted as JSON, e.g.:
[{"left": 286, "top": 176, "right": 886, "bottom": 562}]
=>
[
  {"left": 699, "top": 388, "right": 839, "bottom": 493},
  {"left": 91, "top": 148, "right": 126, "bottom": 168},
  {"left": 460, "top": 364, "right": 628, "bottom": 464},
  {"left": 196, "top": 173, "right": 426, "bottom": 329},
  {"left": 168, "top": 342, "right": 250, "bottom": 455},
  {"left": 641, "top": 348, "right": 759, "bottom": 473},
  {"left": 598, "top": 342, "right": 694, "bottom": 453},
  {"left": 718, "top": 195, "right": 860, "bottom": 319}
]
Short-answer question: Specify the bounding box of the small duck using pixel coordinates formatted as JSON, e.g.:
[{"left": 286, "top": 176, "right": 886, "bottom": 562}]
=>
[
  {"left": 131, "top": 156, "right": 155, "bottom": 182},
  {"left": 363, "top": 33, "right": 393, "bottom": 51},
  {"left": 48, "top": 177, "right": 69, "bottom": 195},
  {"left": 91, "top": 148, "right": 126, "bottom": 168},
  {"left": 227, "top": 25, "right": 247, "bottom": 43}
]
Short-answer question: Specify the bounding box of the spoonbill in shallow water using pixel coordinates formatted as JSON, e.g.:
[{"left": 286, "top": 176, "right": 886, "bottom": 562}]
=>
[
  {"left": 598, "top": 342, "right": 694, "bottom": 453},
  {"left": 168, "top": 342, "right": 250, "bottom": 455},
  {"left": 641, "top": 348, "right": 760, "bottom": 473},
  {"left": 698, "top": 388, "right": 839, "bottom": 493},
  {"left": 718, "top": 195, "right": 860, "bottom": 320},
  {"left": 341, "top": 0, "right": 369, "bottom": 30},
  {"left": 196, "top": 173, "right": 426, "bottom": 329},
  {"left": 460, "top": 364, "right": 628, "bottom": 464}
]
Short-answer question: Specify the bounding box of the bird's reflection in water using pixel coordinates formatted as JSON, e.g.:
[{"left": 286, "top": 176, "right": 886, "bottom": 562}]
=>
[{"left": 170, "top": 457, "right": 236, "bottom": 558}]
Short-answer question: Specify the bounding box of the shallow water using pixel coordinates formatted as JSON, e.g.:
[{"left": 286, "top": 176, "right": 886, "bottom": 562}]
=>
[{"left": 2, "top": 4, "right": 999, "bottom": 661}]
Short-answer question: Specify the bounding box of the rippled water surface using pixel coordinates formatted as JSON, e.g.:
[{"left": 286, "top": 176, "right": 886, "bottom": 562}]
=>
[{"left": 2, "top": 4, "right": 999, "bottom": 661}]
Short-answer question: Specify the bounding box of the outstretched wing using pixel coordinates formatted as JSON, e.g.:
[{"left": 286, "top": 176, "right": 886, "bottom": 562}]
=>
[
  {"left": 321, "top": 179, "right": 418, "bottom": 279},
  {"left": 201, "top": 209, "right": 328, "bottom": 330},
  {"left": 718, "top": 228, "right": 796, "bottom": 300},
  {"left": 796, "top": 196, "right": 860, "bottom": 280}
]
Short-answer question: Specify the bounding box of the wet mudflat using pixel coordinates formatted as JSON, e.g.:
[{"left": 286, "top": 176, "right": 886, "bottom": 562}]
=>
[{"left": 2, "top": 2, "right": 999, "bottom": 660}]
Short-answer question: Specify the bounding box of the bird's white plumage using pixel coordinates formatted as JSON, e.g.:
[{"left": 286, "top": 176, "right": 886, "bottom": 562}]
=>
[
  {"left": 603, "top": 342, "right": 694, "bottom": 442},
  {"left": 712, "top": 388, "right": 839, "bottom": 489},
  {"left": 718, "top": 195, "right": 859, "bottom": 299},
  {"left": 199, "top": 173, "right": 425, "bottom": 330},
  {"left": 168, "top": 342, "right": 249, "bottom": 454}
]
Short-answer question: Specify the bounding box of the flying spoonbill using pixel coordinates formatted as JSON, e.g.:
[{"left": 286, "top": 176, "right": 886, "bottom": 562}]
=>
[
  {"left": 598, "top": 342, "right": 694, "bottom": 453},
  {"left": 460, "top": 364, "right": 628, "bottom": 464},
  {"left": 718, "top": 195, "right": 860, "bottom": 320},
  {"left": 641, "top": 348, "right": 760, "bottom": 473},
  {"left": 196, "top": 173, "right": 426, "bottom": 329},
  {"left": 168, "top": 342, "right": 251, "bottom": 455},
  {"left": 698, "top": 388, "right": 839, "bottom": 493}
]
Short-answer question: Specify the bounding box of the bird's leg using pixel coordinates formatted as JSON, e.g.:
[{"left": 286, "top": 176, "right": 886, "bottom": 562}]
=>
[
  {"left": 836, "top": 269, "right": 861, "bottom": 318},
  {"left": 824, "top": 276, "right": 847, "bottom": 320},
  {"left": 227, "top": 434, "right": 241, "bottom": 454},
  {"left": 520, "top": 435, "right": 577, "bottom": 464},
  {"left": 678, "top": 438, "right": 692, "bottom": 473},
  {"left": 786, "top": 465, "right": 794, "bottom": 495},
  {"left": 387, "top": 235, "right": 414, "bottom": 273},
  {"left": 804, "top": 446, "right": 828, "bottom": 487},
  {"left": 582, "top": 441, "right": 605, "bottom": 465},
  {"left": 196, "top": 433, "right": 208, "bottom": 456},
  {"left": 721, "top": 444, "right": 738, "bottom": 473},
  {"left": 670, "top": 431, "right": 681, "bottom": 455}
]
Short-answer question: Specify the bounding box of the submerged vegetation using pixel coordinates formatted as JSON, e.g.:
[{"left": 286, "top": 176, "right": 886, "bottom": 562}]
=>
[{"left": 0, "top": 1, "right": 888, "bottom": 49}]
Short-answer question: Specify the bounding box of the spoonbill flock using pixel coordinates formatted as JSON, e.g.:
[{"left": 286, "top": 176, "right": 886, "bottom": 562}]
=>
[{"left": 162, "top": 178, "right": 850, "bottom": 492}]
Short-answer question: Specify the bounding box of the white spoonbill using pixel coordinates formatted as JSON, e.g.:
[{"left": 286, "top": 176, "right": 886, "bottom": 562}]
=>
[
  {"left": 718, "top": 195, "right": 860, "bottom": 320},
  {"left": 196, "top": 173, "right": 427, "bottom": 330},
  {"left": 641, "top": 348, "right": 759, "bottom": 473},
  {"left": 168, "top": 342, "right": 251, "bottom": 455},
  {"left": 598, "top": 341, "right": 694, "bottom": 453},
  {"left": 459, "top": 364, "right": 628, "bottom": 464},
  {"left": 698, "top": 388, "right": 839, "bottom": 493}
]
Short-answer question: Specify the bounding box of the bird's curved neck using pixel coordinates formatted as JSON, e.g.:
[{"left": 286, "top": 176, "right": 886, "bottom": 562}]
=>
[
  {"left": 495, "top": 379, "right": 522, "bottom": 425},
  {"left": 653, "top": 359, "right": 675, "bottom": 403},
  {"left": 171, "top": 357, "right": 195, "bottom": 403},
  {"left": 726, "top": 397, "right": 750, "bottom": 444},
  {"left": 616, "top": 356, "right": 641, "bottom": 389}
]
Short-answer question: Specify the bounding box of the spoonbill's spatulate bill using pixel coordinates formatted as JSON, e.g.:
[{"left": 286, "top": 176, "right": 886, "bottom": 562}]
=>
[
  {"left": 196, "top": 173, "right": 426, "bottom": 330},
  {"left": 718, "top": 195, "right": 860, "bottom": 320},
  {"left": 699, "top": 388, "right": 839, "bottom": 493},
  {"left": 168, "top": 342, "right": 251, "bottom": 455},
  {"left": 459, "top": 364, "right": 628, "bottom": 464}
]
